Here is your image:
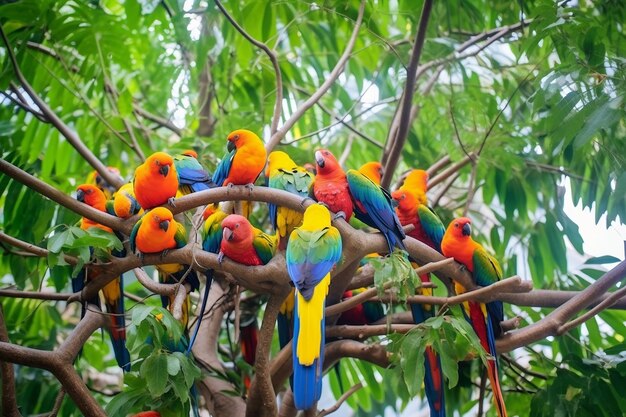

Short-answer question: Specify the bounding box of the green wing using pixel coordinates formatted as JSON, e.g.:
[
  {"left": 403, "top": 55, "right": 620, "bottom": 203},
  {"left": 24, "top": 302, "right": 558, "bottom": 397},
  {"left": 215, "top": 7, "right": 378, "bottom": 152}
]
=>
[
  {"left": 472, "top": 246, "right": 502, "bottom": 286},
  {"left": 416, "top": 204, "right": 445, "bottom": 251},
  {"left": 252, "top": 229, "right": 277, "bottom": 265},
  {"left": 105, "top": 200, "right": 116, "bottom": 216},
  {"left": 174, "top": 221, "right": 188, "bottom": 249},
  {"left": 129, "top": 216, "right": 142, "bottom": 253}
]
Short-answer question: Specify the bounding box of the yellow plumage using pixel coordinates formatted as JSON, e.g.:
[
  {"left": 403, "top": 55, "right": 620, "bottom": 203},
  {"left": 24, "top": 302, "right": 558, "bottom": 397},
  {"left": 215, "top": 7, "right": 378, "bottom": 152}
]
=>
[{"left": 296, "top": 273, "right": 331, "bottom": 365}]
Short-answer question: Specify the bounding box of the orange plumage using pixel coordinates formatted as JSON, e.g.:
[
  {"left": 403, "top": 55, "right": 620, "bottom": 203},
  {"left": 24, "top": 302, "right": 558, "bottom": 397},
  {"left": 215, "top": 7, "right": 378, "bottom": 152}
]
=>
[
  {"left": 216, "top": 129, "right": 267, "bottom": 186},
  {"left": 358, "top": 161, "right": 383, "bottom": 185},
  {"left": 133, "top": 152, "right": 178, "bottom": 210},
  {"left": 76, "top": 184, "right": 112, "bottom": 233}
]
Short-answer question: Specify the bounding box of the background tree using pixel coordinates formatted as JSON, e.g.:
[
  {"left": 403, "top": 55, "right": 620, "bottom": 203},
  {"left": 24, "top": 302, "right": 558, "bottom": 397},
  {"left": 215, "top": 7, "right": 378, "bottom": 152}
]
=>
[{"left": 1, "top": 0, "right": 625, "bottom": 416}]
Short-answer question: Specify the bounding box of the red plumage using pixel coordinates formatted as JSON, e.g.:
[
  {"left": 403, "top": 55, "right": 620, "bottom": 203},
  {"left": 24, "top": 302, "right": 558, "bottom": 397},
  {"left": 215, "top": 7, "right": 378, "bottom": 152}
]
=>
[{"left": 312, "top": 149, "right": 353, "bottom": 220}]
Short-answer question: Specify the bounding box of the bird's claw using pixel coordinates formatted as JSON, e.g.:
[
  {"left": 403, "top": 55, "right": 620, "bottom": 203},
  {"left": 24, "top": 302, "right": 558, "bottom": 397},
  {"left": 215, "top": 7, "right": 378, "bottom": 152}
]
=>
[
  {"left": 245, "top": 183, "right": 254, "bottom": 194},
  {"left": 217, "top": 251, "right": 225, "bottom": 264},
  {"left": 160, "top": 249, "right": 169, "bottom": 260},
  {"left": 168, "top": 197, "right": 176, "bottom": 207},
  {"left": 333, "top": 211, "right": 347, "bottom": 221}
]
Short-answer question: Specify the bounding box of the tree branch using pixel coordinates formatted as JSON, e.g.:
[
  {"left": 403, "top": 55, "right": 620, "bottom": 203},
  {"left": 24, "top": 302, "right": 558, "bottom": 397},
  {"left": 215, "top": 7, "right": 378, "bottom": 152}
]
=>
[
  {"left": 265, "top": 0, "right": 366, "bottom": 151},
  {"left": 0, "top": 231, "right": 78, "bottom": 265},
  {"left": 317, "top": 383, "right": 363, "bottom": 417},
  {"left": 0, "top": 305, "right": 22, "bottom": 417},
  {"left": 380, "top": 0, "right": 433, "bottom": 189},
  {"left": 0, "top": 26, "right": 124, "bottom": 189}
]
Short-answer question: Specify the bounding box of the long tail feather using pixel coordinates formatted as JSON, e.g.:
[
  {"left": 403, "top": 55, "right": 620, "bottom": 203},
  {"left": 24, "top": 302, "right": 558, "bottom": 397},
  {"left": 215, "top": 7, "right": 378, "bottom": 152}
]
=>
[
  {"left": 102, "top": 275, "right": 130, "bottom": 371},
  {"left": 187, "top": 271, "right": 213, "bottom": 354},
  {"left": 486, "top": 310, "right": 507, "bottom": 417}
]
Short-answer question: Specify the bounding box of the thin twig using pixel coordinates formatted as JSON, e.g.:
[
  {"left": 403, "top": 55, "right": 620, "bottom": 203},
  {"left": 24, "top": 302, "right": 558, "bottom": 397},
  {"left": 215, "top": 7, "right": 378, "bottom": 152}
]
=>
[{"left": 317, "top": 383, "right": 363, "bottom": 417}]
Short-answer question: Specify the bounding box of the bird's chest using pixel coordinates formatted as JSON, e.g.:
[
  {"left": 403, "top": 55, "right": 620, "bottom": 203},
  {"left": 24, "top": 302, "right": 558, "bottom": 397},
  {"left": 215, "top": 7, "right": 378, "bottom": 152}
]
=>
[
  {"left": 222, "top": 244, "right": 263, "bottom": 266},
  {"left": 228, "top": 151, "right": 264, "bottom": 185},
  {"left": 314, "top": 180, "right": 352, "bottom": 213}
]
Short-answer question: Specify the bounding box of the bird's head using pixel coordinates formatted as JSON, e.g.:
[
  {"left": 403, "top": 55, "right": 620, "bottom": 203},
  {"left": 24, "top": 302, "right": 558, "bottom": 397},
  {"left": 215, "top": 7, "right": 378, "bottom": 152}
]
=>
[
  {"left": 146, "top": 152, "right": 174, "bottom": 177},
  {"left": 131, "top": 412, "right": 162, "bottom": 417},
  {"left": 301, "top": 203, "right": 331, "bottom": 229},
  {"left": 358, "top": 161, "right": 383, "bottom": 185},
  {"left": 202, "top": 203, "right": 217, "bottom": 220},
  {"left": 221, "top": 214, "right": 254, "bottom": 244},
  {"left": 226, "top": 129, "right": 262, "bottom": 152},
  {"left": 181, "top": 149, "right": 198, "bottom": 158},
  {"left": 391, "top": 189, "right": 417, "bottom": 211},
  {"left": 402, "top": 169, "right": 429, "bottom": 193},
  {"left": 266, "top": 151, "right": 296, "bottom": 177},
  {"left": 314, "top": 149, "right": 340, "bottom": 175},
  {"left": 448, "top": 217, "right": 472, "bottom": 239},
  {"left": 148, "top": 207, "right": 174, "bottom": 233},
  {"left": 76, "top": 184, "right": 107, "bottom": 209}
]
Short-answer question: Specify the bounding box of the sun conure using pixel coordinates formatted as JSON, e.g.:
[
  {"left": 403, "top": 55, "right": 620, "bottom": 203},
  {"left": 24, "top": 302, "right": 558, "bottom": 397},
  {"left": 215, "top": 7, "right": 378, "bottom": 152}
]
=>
[
  {"left": 133, "top": 152, "right": 179, "bottom": 210},
  {"left": 441, "top": 217, "right": 507, "bottom": 417},
  {"left": 266, "top": 151, "right": 314, "bottom": 250},
  {"left": 286, "top": 204, "right": 342, "bottom": 410},
  {"left": 75, "top": 184, "right": 130, "bottom": 371},
  {"left": 358, "top": 161, "right": 383, "bottom": 185},
  {"left": 86, "top": 166, "right": 123, "bottom": 199},
  {"left": 113, "top": 182, "right": 143, "bottom": 219}
]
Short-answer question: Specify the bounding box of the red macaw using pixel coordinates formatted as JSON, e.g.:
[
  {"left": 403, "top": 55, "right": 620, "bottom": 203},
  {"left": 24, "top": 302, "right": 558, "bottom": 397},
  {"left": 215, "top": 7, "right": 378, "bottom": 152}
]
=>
[
  {"left": 312, "top": 149, "right": 354, "bottom": 221},
  {"left": 75, "top": 184, "right": 130, "bottom": 371},
  {"left": 441, "top": 217, "right": 507, "bottom": 417},
  {"left": 133, "top": 152, "right": 179, "bottom": 210},
  {"left": 131, "top": 412, "right": 161, "bottom": 417},
  {"left": 336, "top": 288, "right": 384, "bottom": 325},
  {"left": 239, "top": 314, "right": 259, "bottom": 390}
]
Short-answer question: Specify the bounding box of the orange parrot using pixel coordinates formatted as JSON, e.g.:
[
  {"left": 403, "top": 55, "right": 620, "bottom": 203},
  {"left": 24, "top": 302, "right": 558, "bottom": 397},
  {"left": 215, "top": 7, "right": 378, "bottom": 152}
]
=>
[
  {"left": 133, "top": 152, "right": 179, "bottom": 210},
  {"left": 212, "top": 129, "right": 267, "bottom": 187},
  {"left": 358, "top": 161, "right": 383, "bottom": 185},
  {"left": 86, "top": 166, "right": 123, "bottom": 199}
]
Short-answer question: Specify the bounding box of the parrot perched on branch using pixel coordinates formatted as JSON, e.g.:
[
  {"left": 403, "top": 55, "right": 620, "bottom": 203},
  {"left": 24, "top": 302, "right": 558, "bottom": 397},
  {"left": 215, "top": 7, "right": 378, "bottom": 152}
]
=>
[
  {"left": 286, "top": 203, "right": 342, "bottom": 410},
  {"left": 212, "top": 129, "right": 267, "bottom": 187},
  {"left": 218, "top": 214, "right": 276, "bottom": 266},
  {"left": 133, "top": 152, "right": 179, "bottom": 210},
  {"left": 113, "top": 183, "right": 142, "bottom": 219},
  {"left": 174, "top": 150, "right": 216, "bottom": 195},
  {"left": 441, "top": 217, "right": 507, "bottom": 417},
  {"left": 130, "top": 207, "right": 199, "bottom": 334},
  {"left": 312, "top": 149, "right": 354, "bottom": 221},
  {"left": 75, "top": 184, "right": 130, "bottom": 371},
  {"left": 86, "top": 166, "right": 123, "bottom": 199},
  {"left": 266, "top": 151, "right": 314, "bottom": 250},
  {"left": 358, "top": 161, "right": 383, "bottom": 185}
]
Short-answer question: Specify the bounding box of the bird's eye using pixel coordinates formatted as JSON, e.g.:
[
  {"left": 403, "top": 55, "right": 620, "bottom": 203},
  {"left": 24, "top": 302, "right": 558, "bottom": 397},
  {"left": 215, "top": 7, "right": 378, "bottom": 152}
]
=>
[
  {"left": 233, "top": 134, "right": 240, "bottom": 140},
  {"left": 235, "top": 223, "right": 240, "bottom": 228},
  {"left": 401, "top": 194, "right": 406, "bottom": 200},
  {"left": 86, "top": 189, "right": 92, "bottom": 194},
  {"left": 155, "top": 160, "right": 160, "bottom": 166},
  {"left": 454, "top": 223, "right": 458, "bottom": 228},
  {"left": 154, "top": 216, "right": 160, "bottom": 222}
]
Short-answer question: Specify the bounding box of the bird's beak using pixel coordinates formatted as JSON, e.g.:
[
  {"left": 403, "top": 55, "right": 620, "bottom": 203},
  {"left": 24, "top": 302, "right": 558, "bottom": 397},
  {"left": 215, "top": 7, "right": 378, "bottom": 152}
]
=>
[
  {"left": 391, "top": 199, "right": 399, "bottom": 208},
  {"left": 159, "top": 164, "right": 170, "bottom": 177},
  {"left": 315, "top": 151, "right": 325, "bottom": 168},
  {"left": 159, "top": 220, "right": 170, "bottom": 232},
  {"left": 223, "top": 227, "right": 234, "bottom": 242},
  {"left": 462, "top": 223, "right": 471, "bottom": 236},
  {"left": 227, "top": 140, "right": 236, "bottom": 152},
  {"left": 76, "top": 189, "right": 85, "bottom": 202}
]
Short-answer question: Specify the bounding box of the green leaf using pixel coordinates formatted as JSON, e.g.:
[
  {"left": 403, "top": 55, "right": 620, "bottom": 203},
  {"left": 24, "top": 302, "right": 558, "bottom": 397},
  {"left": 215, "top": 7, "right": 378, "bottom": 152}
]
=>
[{"left": 140, "top": 352, "right": 169, "bottom": 396}]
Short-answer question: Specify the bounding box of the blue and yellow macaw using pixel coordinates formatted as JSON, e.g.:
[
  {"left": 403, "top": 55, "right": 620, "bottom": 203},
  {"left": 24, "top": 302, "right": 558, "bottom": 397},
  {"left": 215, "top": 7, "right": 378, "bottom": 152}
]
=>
[
  {"left": 345, "top": 169, "right": 406, "bottom": 253},
  {"left": 442, "top": 217, "right": 507, "bottom": 417},
  {"left": 266, "top": 151, "right": 314, "bottom": 250},
  {"left": 286, "top": 204, "right": 342, "bottom": 410},
  {"left": 174, "top": 150, "right": 216, "bottom": 195}
]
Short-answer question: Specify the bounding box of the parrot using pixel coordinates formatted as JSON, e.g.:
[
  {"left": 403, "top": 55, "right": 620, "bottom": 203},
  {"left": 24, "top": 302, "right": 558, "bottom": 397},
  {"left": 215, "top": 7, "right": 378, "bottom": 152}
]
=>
[
  {"left": 390, "top": 170, "right": 447, "bottom": 417},
  {"left": 133, "top": 152, "right": 179, "bottom": 210},
  {"left": 130, "top": 207, "right": 200, "bottom": 333},
  {"left": 311, "top": 149, "right": 354, "bottom": 221},
  {"left": 131, "top": 412, "right": 161, "bottom": 417},
  {"left": 336, "top": 288, "right": 385, "bottom": 325},
  {"left": 218, "top": 214, "right": 276, "bottom": 266},
  {"left": 286, "top": 203, "right": 342, "bottom": 410},
  {"left": 266, "top": 151, "right": 314, "bottom": 249},
  {"left": 391, "top": 169, "right": 444, "bottom": 252},
  {"left": 358, "top": 161, "right": 383, "bottom": 185},
  {"left": 86, "top": 166, "right": 123, "bottom": 199},
  {"left": 441, "top": 217, "right": 507, "bottom": 417},
  {"left": 113, "top": 183, "right": 143, "bottom": 219},
  {"left": 75, "top": 184, "right": 130, "bottom": 371},
  {"left": 239, "top": 314, "right": 259, "bottom": 390},
  {"left": 174, "top": 150, "right": 216, "bottom": 195},
  {"left": 212, "top": 129, "right": 267, "bottom": 187},
  {"left": 346, "top": 168, "right": 406, "bottom": 253},
  {"left": 277, "top": 290, "right": 295, "bottom": 350}
]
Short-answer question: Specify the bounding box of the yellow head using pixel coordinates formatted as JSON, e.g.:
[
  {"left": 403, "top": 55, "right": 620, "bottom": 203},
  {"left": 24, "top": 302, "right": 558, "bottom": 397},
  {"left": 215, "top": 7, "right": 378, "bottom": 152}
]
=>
[
  {"left": 402, "top": 169, "right": 429, "bottom": 193},
  {"left": 301, "top": 203, "right": 331, "bottom": 230},
  {"left": 266, "top": 151, "right": 297, "bottom": 177},
  {"left": 358, "top": 161, "right": 383, "bottom": 185}
]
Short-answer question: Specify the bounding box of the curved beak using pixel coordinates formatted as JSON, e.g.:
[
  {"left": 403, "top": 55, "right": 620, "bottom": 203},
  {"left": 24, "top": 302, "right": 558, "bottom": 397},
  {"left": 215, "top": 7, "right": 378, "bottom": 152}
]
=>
[
  {"left": 223, "top": 227, "right": 234, "bottom": 242},
  {"left": 159, "top": 220, "right": 170, "bottom": 232},
  {"left": 462, "top": 223, "right": 471, "bottom": 236},
  {"left": 314, "top": 151, "right": 325, "bottom": 168},
  {"left": 76, "top": 189, "right": 85, "bottom": 202},
  {"left": 159, "top": 164, "right": 170, "bottom": 177},
  {"left": 227, "top": 140, "right": 236, "bottom": 152}
]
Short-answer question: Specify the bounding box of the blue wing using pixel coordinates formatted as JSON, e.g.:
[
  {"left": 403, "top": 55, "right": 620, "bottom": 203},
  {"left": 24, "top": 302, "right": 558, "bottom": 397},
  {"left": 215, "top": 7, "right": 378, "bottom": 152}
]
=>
[{"left": 212, "top": 149, "right": 235, "bottom": 186}]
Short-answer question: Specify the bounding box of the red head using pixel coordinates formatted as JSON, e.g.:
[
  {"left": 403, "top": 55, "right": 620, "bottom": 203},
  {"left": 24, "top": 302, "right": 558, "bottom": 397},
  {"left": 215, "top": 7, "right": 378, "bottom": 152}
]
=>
[
  {"left": 76, "top": 184, "right": 107, "bottom": 211},
  {"left": 226, "top": 129, "right": 262, "bottom": 152},
  {"left": 145, "top": 152, "right": 175, "bottom": 178},
  {"left": 314, "top": 149, "right": 342, "bottom": 176},
  {"left": 146, "top": 207, "right": 175, "bottom": 234},
  {"left": 221, "top": 214, "right": 254, "bottom": 245},
  {"left": 182, "top": 149, "right": 198, "bottom": 158},
  {"left": 131, "top": 412, "right": 161, "bottom": 417},
  {"left": 446, "top": 217, "right": 472, "bottom": 239},
  {"left": 359, "top": 161, "right": 383, "bottom": 185}
]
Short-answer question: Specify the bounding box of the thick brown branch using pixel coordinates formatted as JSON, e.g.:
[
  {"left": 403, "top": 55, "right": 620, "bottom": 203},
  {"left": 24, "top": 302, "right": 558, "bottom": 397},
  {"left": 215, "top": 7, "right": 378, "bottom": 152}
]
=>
[
  {"left": 0, "top": 305, "right": 21, "bottom": 417},
  {"left": 266, "top": 0, "right": 366, "bottom": 151}
]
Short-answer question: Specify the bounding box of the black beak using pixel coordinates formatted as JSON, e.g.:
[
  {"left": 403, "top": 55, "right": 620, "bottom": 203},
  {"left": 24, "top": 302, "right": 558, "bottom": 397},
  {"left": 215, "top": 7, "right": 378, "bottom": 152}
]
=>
[
  {"left": 159, "top": 220, "right": 170, "bottom": 232},
  {"left": 76, "top": 189, "right": 85, "bottom": 202},
  {"left": 223, "top": 227, "right": 234, "bottom": 241},
  {"left": 159, "top": 164, "right": 170, "bottom": 177},
  {"left": 391, "top": 199, "right": 399, "bottom": 208},
  {"left": 462, "top": 223, "right": 471, "bottom": 236},
  {"left": 315, "top": 151, "right": 325, "bottom": 168},
  {"left": 227, "top": 140, "right": 236, "bottom": 152}
]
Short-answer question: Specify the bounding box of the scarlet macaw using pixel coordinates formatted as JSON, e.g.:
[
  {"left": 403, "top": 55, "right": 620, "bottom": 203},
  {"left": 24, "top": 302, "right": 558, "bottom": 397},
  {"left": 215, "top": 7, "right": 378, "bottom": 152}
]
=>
[
  {"left": 286, "top": 204, "right": 342, "bottom": 410},
  {"left": 133, "top": 152, "right": 179, "bottom": 210},
  {"left": 174, "top": 150, "right": 216, "bottom": 194},
  {"left": 75, "top": 184, "right": 130, "bottom": 371},
  {"left": 441, "top": 217, "right": 507, "bottom": 417}
]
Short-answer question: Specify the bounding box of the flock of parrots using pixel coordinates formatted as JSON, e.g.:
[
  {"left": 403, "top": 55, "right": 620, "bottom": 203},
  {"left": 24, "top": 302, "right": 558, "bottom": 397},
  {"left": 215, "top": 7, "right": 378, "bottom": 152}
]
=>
[{"left": 73, "top": 129, "right": 507, "bottom": 417}]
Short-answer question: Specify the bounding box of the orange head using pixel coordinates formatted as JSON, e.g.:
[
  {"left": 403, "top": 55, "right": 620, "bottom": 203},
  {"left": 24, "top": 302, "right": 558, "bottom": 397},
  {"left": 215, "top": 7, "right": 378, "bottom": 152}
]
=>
[
  {"left": 221, "top": 214, "right": 254, "bottom": 245},
  {"left": 402, "top": 169, "right": 429, "bottom": 193},
  {"left": 76, "top": 184, "right": 107, "bottom": 211},
  {"left": 144, "top": 152, "right": 175, "bottom": 178},
  {"left": 446, "top": 217, "right": 472, "bottom": 240},
  {"left": 391, "top": 188, "right": 419, "bottom": 212},
  {"left": 227, "top": 129, "right": 262, "bottom": 152},
  {"left": 182, "top": 149, "right": 198, "bottom": 158},
  {"left": 314, "top": 149, "right": 342, "bottom": 176},
  {"left": 202, "top": 203, "right": 217, "bottom": 220},
  {"left": 359, "top": 161, "right": 383, "bottom": 185},
  {"left": 145, "top": 207, "right": 175, "bottom": 234}
]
